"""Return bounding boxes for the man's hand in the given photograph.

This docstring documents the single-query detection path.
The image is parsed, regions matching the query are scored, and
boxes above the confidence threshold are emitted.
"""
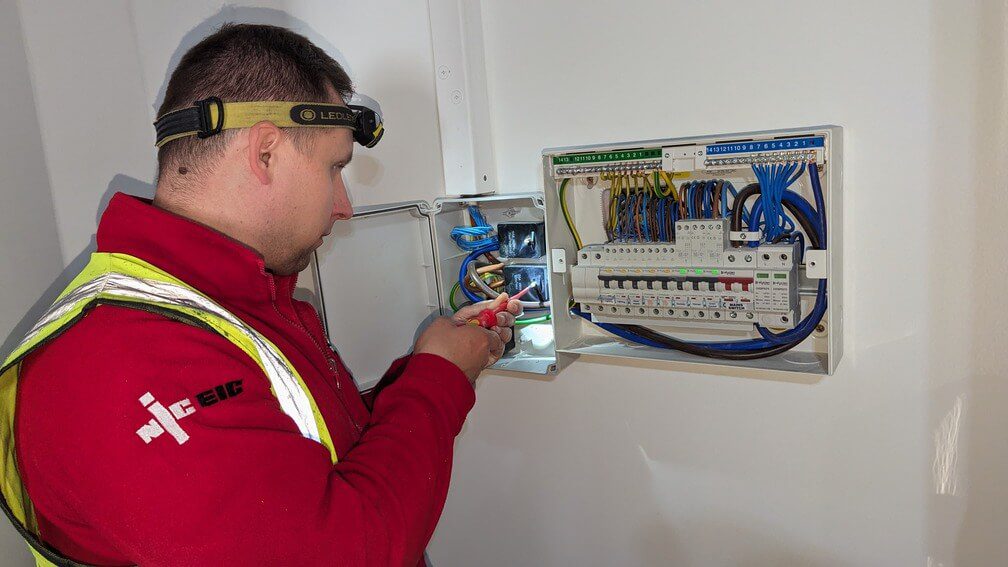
[451,293,523,344]
[415,294,523,383]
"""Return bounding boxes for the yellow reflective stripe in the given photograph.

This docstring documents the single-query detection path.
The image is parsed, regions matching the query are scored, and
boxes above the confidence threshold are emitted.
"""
[29,545,56,567]
[0,364,32,529]
[2,252,337,464]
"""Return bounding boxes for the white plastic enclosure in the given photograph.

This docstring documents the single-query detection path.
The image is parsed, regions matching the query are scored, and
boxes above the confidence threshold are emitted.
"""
[311,193,559,390]
[545,126,843,376]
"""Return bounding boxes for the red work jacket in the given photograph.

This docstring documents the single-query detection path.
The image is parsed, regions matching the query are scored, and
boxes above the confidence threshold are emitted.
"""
[15,193,475,566]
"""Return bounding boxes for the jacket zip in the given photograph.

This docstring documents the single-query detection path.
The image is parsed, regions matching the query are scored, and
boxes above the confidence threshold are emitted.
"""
[267,278,363,434]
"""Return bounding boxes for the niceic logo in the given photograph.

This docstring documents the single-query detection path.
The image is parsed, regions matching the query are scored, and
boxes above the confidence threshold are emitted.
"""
[135,380,244,446]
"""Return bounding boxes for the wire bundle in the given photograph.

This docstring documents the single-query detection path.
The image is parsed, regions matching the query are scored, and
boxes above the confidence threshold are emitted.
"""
[603,172,680,242]
[449,207,551,324]
[749,162,805,242]
[450,205,496,250]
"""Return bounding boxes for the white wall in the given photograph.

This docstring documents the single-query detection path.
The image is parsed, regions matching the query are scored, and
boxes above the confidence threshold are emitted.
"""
[0,0,64,564]
[428,1,1008,566]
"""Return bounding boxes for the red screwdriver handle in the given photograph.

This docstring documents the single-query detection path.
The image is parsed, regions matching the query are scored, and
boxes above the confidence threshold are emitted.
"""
[465,282,536,329]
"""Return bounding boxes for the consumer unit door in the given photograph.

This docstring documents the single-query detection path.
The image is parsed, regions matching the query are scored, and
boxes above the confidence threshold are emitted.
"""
[308,201,442,391]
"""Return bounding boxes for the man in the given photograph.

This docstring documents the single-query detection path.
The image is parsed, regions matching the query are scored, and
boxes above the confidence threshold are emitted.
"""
[0,23,518,566]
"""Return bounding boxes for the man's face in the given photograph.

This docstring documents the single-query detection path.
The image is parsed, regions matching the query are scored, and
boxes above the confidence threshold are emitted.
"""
[262,126,354,275]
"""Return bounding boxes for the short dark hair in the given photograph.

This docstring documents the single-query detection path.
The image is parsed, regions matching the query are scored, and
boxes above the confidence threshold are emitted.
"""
[156,23,353,180]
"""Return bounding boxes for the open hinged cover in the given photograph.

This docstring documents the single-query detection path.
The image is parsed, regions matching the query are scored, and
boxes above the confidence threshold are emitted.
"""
[308,193,560,391]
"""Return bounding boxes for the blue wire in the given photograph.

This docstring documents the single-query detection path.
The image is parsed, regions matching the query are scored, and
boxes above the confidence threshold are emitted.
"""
[790,231,806,263]
[458,244,499,303]
[748,191,821,235]
[641,191,649,241]
[686,181,697,219]
[451,206,496,250]
[809,162,827,241]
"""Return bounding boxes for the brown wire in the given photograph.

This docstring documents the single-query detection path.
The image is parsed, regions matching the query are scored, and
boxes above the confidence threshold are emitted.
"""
[713,180,724,218]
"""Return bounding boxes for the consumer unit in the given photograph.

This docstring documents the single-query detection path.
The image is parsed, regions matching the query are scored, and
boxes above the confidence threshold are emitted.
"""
[311,126,842,387]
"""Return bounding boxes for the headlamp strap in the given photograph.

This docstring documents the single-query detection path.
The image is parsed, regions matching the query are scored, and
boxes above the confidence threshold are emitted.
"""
[154,98,357,147]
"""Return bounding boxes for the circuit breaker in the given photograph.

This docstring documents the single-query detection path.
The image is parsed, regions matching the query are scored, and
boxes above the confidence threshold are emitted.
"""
[311,126,842,386]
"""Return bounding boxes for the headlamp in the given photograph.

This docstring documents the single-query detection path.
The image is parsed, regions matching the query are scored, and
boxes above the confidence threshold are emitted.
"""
[153,94,384,148]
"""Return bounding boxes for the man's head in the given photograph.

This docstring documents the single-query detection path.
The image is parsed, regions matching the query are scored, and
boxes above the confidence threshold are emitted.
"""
[155,23,355,275]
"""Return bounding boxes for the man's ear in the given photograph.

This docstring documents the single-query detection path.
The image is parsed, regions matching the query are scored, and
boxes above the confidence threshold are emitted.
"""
[246,121,283,185]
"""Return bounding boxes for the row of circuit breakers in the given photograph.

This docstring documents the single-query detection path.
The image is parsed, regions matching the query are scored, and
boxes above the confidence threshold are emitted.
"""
[572,220,799,329]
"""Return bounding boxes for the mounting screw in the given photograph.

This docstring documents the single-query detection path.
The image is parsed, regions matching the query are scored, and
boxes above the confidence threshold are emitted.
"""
[437,65,452,80]
[450,89,464,104]
[728,254,736,262]
[816,323,826,333]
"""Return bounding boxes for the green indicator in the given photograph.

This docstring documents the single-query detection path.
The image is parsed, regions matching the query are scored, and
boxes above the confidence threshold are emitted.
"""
[679,268,687,275]
[774,273,788,280]
[551,148,662,166]
[757,272,770,279]
[711,269,719,275]
[694,269,703,275]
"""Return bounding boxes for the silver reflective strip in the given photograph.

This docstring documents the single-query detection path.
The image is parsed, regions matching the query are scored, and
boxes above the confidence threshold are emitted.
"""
[17,272,321,444]
[19,275,114,348]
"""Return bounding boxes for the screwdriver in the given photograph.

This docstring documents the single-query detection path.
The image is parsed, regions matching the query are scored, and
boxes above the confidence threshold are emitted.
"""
[466,282,537,329]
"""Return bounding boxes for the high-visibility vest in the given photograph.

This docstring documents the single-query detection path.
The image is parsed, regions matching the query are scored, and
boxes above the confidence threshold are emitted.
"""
[0,252,338,566]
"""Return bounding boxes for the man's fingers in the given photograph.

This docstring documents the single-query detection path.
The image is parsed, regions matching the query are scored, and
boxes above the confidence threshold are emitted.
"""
[506,299,523,317]
[453,302,486,321]
[483,327,504,363]
[490,292,509,309]
[452,293,511,324]
[495,325,513,345]
[495,311,515,328]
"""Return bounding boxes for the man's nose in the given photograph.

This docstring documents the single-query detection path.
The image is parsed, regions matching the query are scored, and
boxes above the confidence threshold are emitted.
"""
[333,187,353,220]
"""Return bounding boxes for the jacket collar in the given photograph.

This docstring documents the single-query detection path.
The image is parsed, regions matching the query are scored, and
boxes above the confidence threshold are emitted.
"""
[96,192,299,308]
